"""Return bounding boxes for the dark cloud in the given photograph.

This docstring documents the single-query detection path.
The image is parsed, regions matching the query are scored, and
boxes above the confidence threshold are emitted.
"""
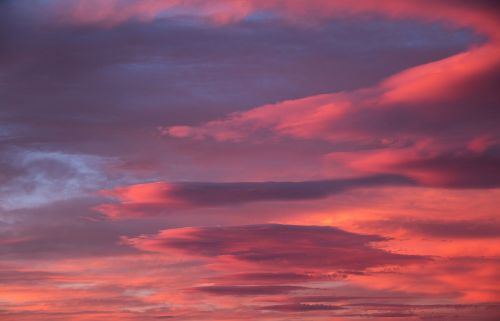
[260,303,343,312]
[206,272,327,284]
[191,285,304,296]
[364,312,416,318]
[127,224,425,271]
[157,175,413,204]
[0,269,62,284]
[98,174,415,218]
[391,153,500,188]
[288,295,397,303]
[449,0,500,13]
[365,219,500,239]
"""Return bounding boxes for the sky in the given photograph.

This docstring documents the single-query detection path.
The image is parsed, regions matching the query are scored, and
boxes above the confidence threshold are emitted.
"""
[0,0,500,320]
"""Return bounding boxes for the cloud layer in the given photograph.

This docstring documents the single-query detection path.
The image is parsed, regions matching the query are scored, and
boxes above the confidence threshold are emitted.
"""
[127,224,424,271]
[1,0,499,320]
[97,174,414,218]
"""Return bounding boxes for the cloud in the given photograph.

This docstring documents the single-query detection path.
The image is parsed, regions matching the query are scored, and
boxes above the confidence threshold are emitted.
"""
[157,1,500,193]
[190,285,305,296]
[2,5,475,187]
[0,150,113,209]
[163,47,500,188]
[364,219,500,239]
[0,197,164,260]
[164,46,500,145]
[205,272,334,285]
[16,1,500,38]
[0,269,63,284]
[328,144,500,188]
[260,303,343,312]
[126,224,424,271]
[2,1,500,320]
[97,174,415,218]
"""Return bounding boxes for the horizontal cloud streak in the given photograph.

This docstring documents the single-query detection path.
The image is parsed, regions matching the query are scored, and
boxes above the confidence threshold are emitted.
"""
[97,174,415,218]
[365,219,500,239]
[328,145,500,188]
[190,285,305,296]
[126,224,425,271]
[260,303,343,312]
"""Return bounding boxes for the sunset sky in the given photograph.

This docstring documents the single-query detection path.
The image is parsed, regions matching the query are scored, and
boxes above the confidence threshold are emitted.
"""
[1,1,500,320]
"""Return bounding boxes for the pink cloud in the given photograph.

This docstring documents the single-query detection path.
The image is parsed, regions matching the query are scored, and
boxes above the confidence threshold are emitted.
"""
[164,45,500,144]
[126,224,424,271]
[156,0,500,195]
[96,175,414,218]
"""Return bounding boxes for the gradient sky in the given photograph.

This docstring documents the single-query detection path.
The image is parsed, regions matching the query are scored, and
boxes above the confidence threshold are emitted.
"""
[1,1,500,320]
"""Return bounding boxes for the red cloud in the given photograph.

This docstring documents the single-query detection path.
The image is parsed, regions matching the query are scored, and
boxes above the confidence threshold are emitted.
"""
[328,142,500,188]
[126,224,424,271]
[30,1,500,39]
[96,175,414,218]
[190,284,305,296]
[165,46,500,144]
[260,303,343,312]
